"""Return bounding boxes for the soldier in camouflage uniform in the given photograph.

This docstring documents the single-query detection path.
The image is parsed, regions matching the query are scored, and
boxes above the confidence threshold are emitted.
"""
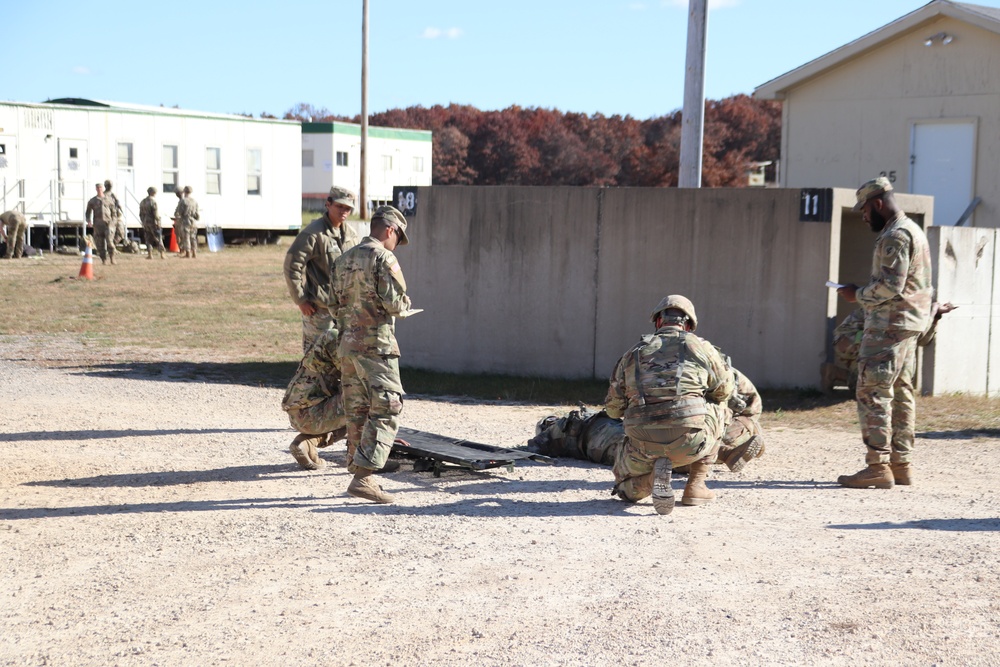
[171,189,185,255]
[85,182,115,264]
[281,328,348,470]
[331,205,411,504]
[179,185,200,258]
[104,180,126,248]
[528,367,764,473]
[822,302,956,392]
[139,187,165,259]
[284,186,359,353]
[836,177,933,489]
[604,295,735,516]
[1,209,28,259]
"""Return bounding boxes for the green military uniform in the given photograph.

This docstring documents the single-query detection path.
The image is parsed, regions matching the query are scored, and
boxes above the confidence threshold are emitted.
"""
[331,226,410,474]
[283,187,359,353]
[179,188,200,257]
[1,209,28,259]
[855,208,932,466]
[138,190,165,258]
[282,328,348,437]
[85,190,115,263]
[604,322,735,502]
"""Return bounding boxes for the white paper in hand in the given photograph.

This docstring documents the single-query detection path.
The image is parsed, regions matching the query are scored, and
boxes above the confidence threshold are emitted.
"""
[826,281,846,289]
[397,308,424,318]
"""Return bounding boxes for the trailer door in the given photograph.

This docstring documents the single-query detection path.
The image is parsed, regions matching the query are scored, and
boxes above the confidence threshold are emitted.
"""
[57,139,88,220]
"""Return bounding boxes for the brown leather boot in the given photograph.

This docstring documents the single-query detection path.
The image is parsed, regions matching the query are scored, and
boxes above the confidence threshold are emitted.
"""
[838,463,893,489]
[720,435,763,472]
[347,469,395,504]
[289,434,326,471]
[682,456,716,506]
[890,462,912,485]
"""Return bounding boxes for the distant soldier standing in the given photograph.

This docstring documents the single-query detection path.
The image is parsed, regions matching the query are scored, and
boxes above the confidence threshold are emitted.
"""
[85,182,115,264]
[139,187,165,259]
[331,205,411,504]
[171,188,185,255]
[104,180,126,247]
[180,185,200,258]
[1,208,28,259]
[837,177,933,489]
[284,186,359,353]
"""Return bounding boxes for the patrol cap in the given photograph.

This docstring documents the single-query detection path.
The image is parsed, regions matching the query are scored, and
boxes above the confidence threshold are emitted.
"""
[182,185,193,195]
[650,294,698,331]
[372,204,408,246]
[328,186,357,210]
[854,176,893,210]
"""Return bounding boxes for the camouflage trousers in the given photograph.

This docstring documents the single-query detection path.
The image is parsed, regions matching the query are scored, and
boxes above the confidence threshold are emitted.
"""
[287,393,346,436]
[856,329,919,465]
[612,405,725,502]
[92,221,116,262]
[722,414,762,453]
[4,219,27,258]
[142,222,165,253]
[341,353,404,472]
[181,221,198,255]
[300,309,334,354]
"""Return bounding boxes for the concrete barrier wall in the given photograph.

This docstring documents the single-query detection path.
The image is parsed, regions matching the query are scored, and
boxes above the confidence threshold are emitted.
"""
[396,186,840,388]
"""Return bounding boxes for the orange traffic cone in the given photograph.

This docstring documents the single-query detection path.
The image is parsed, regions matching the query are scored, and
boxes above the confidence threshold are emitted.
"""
[78,246,95,280]
[169,228,179,253]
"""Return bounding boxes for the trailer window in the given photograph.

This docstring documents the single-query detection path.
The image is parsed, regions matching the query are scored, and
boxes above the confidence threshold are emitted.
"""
[302,149,314,167]
[206,147,221,195]
[336,151,348,167]
[247,149,262,196]
[162,145,179,193]
[118,142,133,168]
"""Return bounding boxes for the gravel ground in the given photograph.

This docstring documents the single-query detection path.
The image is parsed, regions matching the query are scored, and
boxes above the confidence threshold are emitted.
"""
[1,338,999,666]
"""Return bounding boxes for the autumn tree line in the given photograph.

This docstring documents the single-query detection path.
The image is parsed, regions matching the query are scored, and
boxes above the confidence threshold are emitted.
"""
[276,94,780,188]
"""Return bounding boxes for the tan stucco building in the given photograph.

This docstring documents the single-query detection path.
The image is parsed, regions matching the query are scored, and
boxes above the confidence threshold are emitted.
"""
[755,0,1000,229]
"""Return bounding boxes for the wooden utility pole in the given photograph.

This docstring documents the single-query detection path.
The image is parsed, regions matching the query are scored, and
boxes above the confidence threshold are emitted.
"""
[360,0,369,219]
[678,0,708,188]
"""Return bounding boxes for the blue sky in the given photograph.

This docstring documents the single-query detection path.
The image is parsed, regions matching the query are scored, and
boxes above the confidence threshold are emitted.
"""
[6,0,998,120]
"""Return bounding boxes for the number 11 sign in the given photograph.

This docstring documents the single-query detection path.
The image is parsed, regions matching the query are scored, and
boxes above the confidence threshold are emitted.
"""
[799,188,832,222]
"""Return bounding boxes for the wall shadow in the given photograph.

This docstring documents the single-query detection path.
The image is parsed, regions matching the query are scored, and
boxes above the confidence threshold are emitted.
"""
[22,463,301,488]
[65,360,296,389]
[827,518,1000,532]
[0,427,288,443]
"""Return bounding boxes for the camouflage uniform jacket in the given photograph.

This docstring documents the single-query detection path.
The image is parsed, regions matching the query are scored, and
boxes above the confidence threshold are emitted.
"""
[331,236,411,358]
[139,196,159,226]
[106,192,123,223]
[1,209,25,233]
[283,213,359,310]
[85,194,112,225]
[604,326,735,429]
[731,368,762,419]
[180,197,200,225]
[856,212,932,333]
[282,329,339,411]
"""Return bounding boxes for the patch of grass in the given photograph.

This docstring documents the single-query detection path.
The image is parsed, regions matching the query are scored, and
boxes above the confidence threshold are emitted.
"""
[401,368,607,405]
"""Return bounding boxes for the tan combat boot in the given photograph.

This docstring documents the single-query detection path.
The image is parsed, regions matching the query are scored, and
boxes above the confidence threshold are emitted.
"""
[651,457,675,515]
[347,469,395,504]
[682,456,716,506]
[890,462,912,486]
[838,463,893,489]
[720,435,763,473]
[159,250,165,259]
[289,434,326,471]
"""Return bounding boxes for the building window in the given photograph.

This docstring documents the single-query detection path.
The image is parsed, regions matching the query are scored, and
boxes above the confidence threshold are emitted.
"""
[413,156,424,173]
[162,145,178,193]
[336,151,348,167]
[382,155,392,170]
[206,147,221,195]
[302,149,314,167]
[69,147,78,159]
[247,148,262,195]
[118,142,134,168]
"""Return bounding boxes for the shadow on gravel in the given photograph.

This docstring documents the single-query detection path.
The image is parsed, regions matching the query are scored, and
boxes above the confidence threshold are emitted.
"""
[827,518,1000,532]
[0,495,336,521]
[320,496,646,518]
[64,360,296,389]
[918,429,1000,440]
[0,427,288,442]
[22,463,303,489]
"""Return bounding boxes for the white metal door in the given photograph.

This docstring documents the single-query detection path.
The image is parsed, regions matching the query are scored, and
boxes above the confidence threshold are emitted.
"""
[910,121,976,226]
[57,139,88,220]
[0,136,18,211]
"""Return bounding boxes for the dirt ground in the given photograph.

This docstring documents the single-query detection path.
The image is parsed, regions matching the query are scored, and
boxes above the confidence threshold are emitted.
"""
[1,337,999,667]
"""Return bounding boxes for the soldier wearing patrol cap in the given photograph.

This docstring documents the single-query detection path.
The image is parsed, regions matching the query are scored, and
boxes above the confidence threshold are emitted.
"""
[331,204,411,503]
[282,185,360,469]
[835,177,933,489]
[603,295,736,516]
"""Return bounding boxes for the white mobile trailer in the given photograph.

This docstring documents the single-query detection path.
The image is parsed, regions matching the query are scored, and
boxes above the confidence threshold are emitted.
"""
[0,99,302,249]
